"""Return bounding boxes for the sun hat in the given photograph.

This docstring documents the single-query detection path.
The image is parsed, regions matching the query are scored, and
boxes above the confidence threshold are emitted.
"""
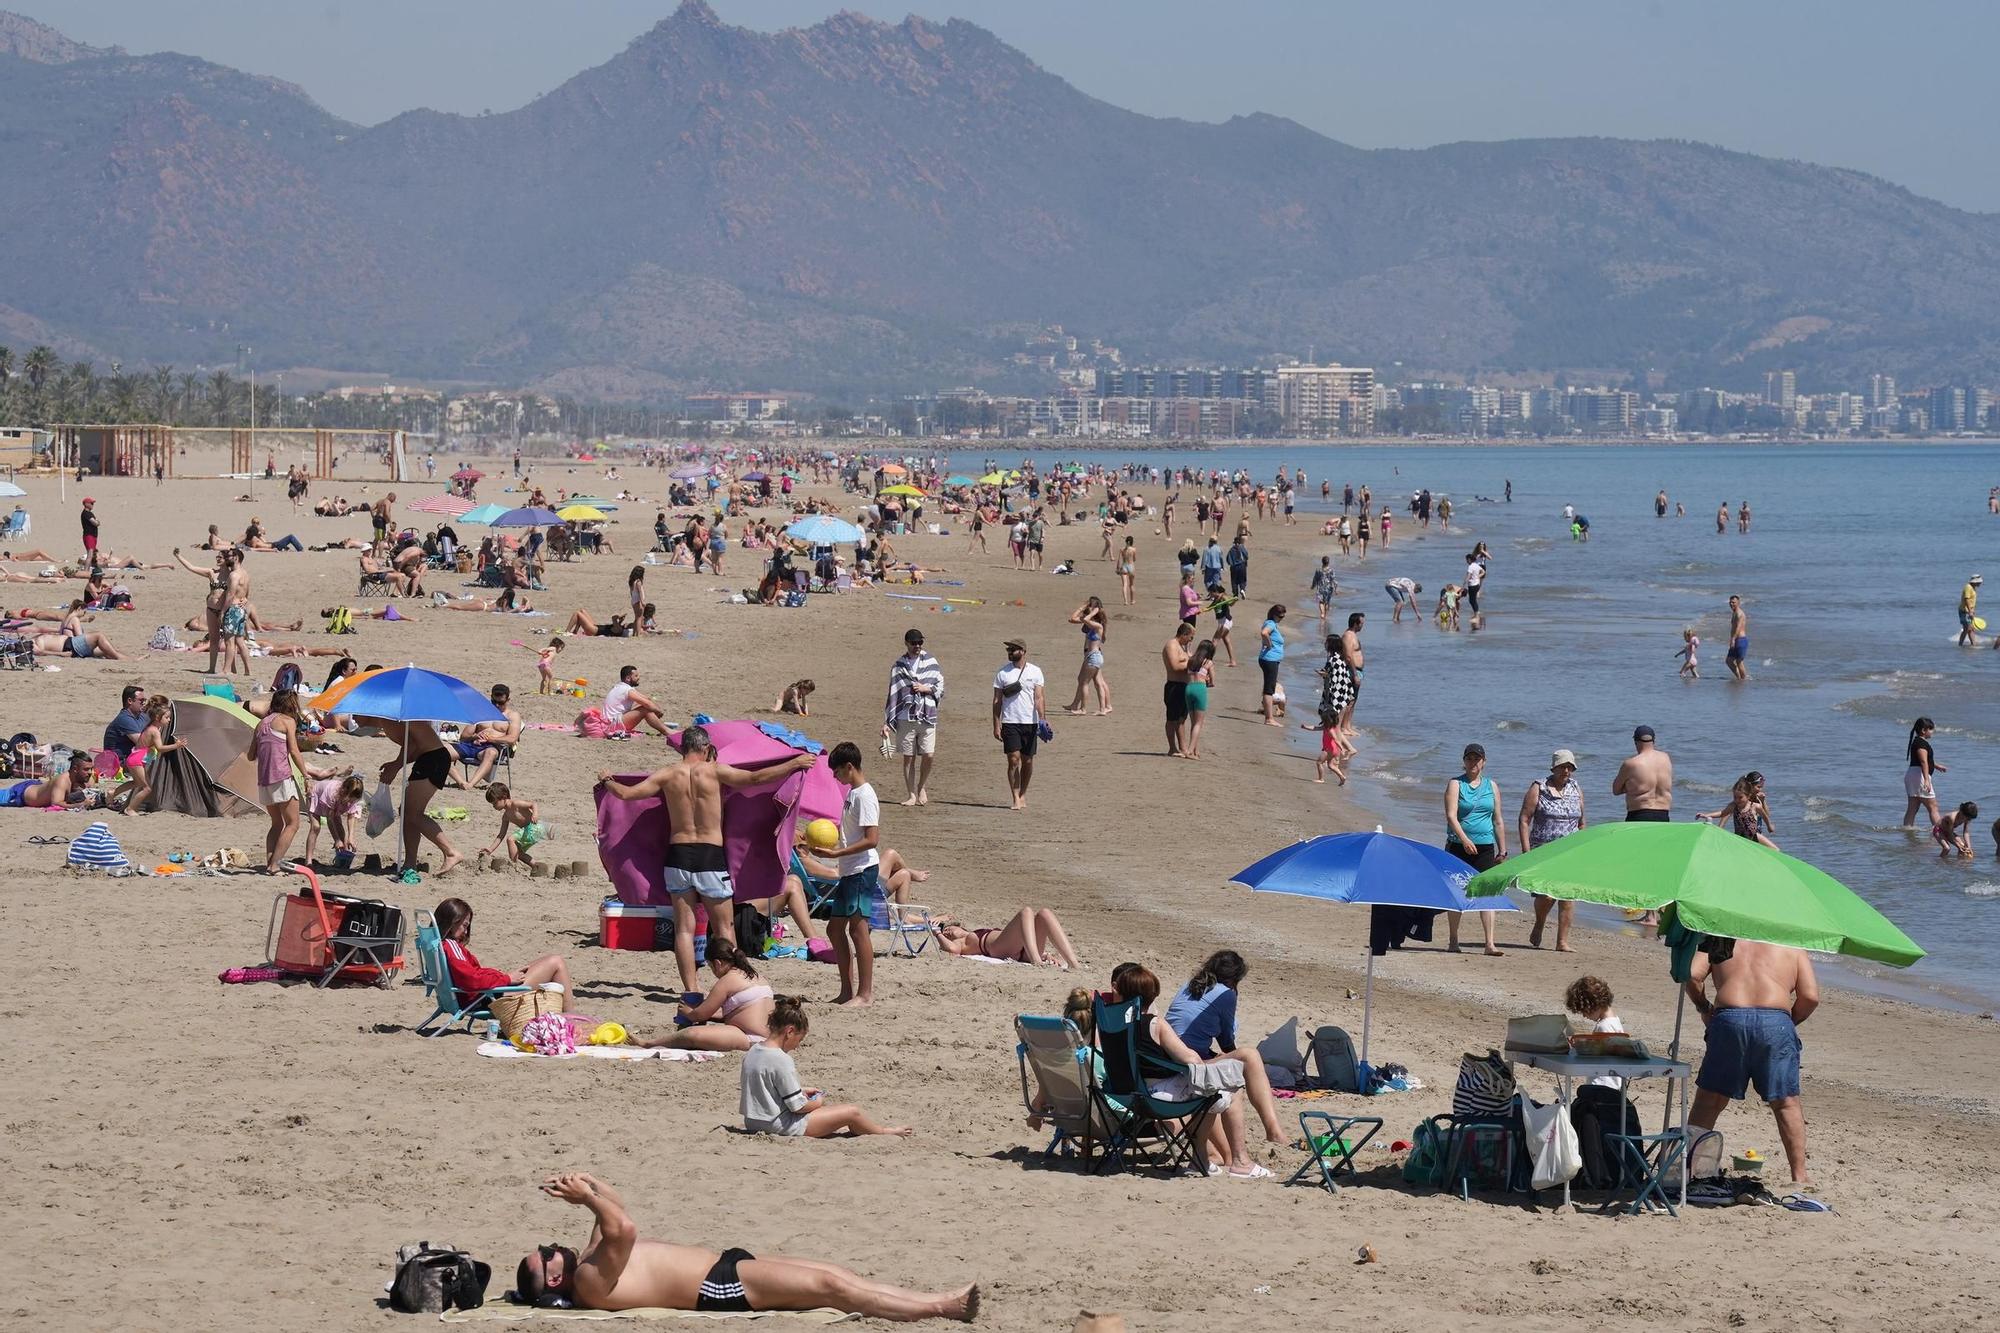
[1551,749,1579,768]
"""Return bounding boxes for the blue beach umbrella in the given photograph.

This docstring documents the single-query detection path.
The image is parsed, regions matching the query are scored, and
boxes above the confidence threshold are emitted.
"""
[944,474,976,487]
[459,503,508,525]
[1231,830,1518,1075]
[786,515,865,545]
[491,506,565,527]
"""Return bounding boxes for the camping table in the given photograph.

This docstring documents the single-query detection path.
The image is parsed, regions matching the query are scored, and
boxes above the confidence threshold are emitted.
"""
[1503,1047,1691,1209]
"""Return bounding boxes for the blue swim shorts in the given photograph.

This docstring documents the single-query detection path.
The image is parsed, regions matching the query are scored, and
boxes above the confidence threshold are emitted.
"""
[1696,1006,1800,1103]
[827,863,878,919]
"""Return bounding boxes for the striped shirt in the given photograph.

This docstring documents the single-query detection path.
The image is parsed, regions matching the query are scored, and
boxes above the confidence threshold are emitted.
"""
[884,650,944,727]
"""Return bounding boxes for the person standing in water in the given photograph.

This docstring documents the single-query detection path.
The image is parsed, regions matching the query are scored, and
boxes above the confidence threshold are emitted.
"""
[1716,501,1729,535]
[1613,726,1673,822]
[1958,574,1982,647]
[1725,595,1751,681]
[1902,717,1945,829]
[1738,501,1752,534]
[1655,489,1668,518]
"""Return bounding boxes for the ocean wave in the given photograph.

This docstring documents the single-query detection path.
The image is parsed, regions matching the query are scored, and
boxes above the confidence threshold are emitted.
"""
[1494,719,1530,732]
[1965,882,2000,898]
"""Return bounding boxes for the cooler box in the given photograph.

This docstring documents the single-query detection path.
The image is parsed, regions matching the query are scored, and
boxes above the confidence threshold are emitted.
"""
[601,901,662,951]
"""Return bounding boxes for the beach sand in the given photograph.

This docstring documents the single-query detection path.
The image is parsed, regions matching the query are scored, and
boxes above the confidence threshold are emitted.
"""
[8,459,1998,1332]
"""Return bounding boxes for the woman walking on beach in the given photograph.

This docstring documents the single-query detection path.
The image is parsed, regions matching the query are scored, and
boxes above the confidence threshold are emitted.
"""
[1065,596,1112,715]
[1257,605,1288,727]
[1902,718,1945,829]
[1517,749,1585,951]
[1355,507,1371,559]
[1444,743,1506,956]
[1117,535,1138,606]
[1184,640,1215,758]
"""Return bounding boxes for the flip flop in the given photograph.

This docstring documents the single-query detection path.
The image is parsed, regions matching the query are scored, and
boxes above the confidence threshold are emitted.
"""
[1781,1193,1833,1212]
[27,835,69,846]
[1228,1163,1274,1181]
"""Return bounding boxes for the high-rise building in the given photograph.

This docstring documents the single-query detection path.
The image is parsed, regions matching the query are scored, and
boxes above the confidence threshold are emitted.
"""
[1868,374,1897,411]
[1569,389,1639,434]
[1930,385,1967,432]
[1764,370,1796,410]
[1967,387,1992,431]
[1271,364,1376,436]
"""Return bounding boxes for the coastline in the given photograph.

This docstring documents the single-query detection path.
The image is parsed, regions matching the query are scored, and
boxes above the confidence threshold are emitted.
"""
[8,461,1998,1331]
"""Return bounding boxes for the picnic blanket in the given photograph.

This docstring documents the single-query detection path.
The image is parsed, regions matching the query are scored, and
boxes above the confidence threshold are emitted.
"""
[443,1306,855,1323]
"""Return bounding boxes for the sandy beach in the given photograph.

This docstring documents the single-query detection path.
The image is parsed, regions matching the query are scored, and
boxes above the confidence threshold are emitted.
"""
[8,456,1999,1333]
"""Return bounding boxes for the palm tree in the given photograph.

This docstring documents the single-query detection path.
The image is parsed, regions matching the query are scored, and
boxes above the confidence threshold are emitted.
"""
[208,368,237,426]
[22,345,55,391]
[0,346,12,386]
[178,372,201,424]
[150,365,177,423]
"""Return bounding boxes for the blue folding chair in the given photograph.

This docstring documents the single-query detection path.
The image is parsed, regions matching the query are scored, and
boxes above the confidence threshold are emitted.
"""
[1605,1129,1687,1216]
[412,910,533,1038]
[1286,1109,1384,1195]
[1014,1014,1130,1169]
[1091,995,1220,1176]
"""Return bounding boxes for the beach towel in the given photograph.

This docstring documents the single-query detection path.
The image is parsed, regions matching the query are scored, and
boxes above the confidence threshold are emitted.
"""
[443,1306,855,1323]
[66,822,129,870]
[474,1042,724,1063]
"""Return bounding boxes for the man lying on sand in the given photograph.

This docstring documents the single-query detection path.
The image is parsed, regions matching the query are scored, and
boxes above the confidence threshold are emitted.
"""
[518,1172,976,1322]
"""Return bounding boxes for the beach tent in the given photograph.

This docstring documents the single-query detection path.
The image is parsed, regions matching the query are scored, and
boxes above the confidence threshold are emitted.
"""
[143,695,297,817]
[594,720,843,906]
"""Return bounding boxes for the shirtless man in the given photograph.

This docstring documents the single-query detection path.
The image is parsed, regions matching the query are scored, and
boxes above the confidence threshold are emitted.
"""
[0,753,90,808]
[452,683,522,788]
[1725,594,1750,681]
[518,1173,975,1321]
[1612,725,1672,821]
[1685,940,1819,1193]
[31,627,124,660]
[599,726,814,992]
[359,547,409,596]
[1161,620,1193,756]
[1338,612,1365,748]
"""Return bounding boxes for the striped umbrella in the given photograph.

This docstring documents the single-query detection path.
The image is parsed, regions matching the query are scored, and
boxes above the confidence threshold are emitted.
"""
[408,493,473,516]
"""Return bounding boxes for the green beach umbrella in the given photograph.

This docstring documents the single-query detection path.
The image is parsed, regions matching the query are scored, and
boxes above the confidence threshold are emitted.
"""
[1465,822,1923,968]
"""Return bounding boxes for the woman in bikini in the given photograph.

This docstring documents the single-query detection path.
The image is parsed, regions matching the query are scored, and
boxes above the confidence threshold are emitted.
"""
[1117,535,1138,605]
[173,546,232,675]
[932,906,1080,969]
[643,940,775,1052]
[371,718,463,883]
[1064,595,1112,715]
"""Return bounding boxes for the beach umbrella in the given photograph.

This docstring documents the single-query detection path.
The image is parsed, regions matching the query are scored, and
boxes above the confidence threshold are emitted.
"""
[976,471,1009,485]
[0,481,25,498]
[556,504,609,522]
[451,468,483,482]
[458,502,509,525]
[786,515,864,545]
[1463,823,1923,968]
[408,493,473,516]
[564,496,620,510]
[491,506,565,527]
[311,666,504,725]
[945,474,976,487]
[879,483,925,497]
[1231,830,1517,1077]
[878,462,908,474]
[741,470,769,482]
[151,694,298,816]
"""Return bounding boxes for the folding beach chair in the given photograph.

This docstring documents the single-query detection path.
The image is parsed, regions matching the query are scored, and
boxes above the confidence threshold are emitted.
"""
[799,857,933,955]
[357,568,393,596]
[1406,1111,1523,1200]
[1286,1109,1385,1196]
[1091,995,1220,1176]
[1014,1014,1129,1170]
[1604,1129,1687,1217]
[412,908,533,1037]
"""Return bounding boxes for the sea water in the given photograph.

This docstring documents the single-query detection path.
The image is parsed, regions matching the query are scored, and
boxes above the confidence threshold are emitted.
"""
[943,442,2000,1007]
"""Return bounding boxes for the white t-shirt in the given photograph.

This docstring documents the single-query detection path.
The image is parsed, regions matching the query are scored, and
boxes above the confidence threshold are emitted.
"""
[993,662,1044,725]
[1465,559,1484,589]
[605,681,636,718]
[838,782,881,877]
[1588,1015,1627,1090]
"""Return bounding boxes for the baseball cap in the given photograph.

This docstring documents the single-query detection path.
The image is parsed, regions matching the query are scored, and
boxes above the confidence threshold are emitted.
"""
[82,496,95,504]
[904,628,924,646]
[1550,749,1579,768]
[1003,638,1027,653]
[1633,725,1656,742]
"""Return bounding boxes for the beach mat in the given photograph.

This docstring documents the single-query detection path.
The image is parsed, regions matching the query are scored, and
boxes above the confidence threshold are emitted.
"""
[443,1306,855,1323]
[475,1042,724,1063]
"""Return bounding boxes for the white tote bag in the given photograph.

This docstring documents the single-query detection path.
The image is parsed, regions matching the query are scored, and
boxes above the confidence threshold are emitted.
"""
[1522,1097,1582,1190]
[364,782,398,839]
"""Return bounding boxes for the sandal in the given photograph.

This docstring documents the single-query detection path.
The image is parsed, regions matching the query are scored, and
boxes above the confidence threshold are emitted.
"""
[27,835,70,846]
[1228,1164,1274,1181]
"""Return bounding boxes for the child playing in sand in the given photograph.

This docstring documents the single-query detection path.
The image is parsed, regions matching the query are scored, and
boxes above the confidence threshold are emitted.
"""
[1676,628,1700,679]
[776,678,815,715]
[532,636,565,695]
[483,782,547,865]
[303,773,365,867]
[1934,800,1979,859]
[740,996,912,1139]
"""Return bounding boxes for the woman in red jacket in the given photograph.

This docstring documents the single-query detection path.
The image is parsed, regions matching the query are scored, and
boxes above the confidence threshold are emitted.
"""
[434,897,571,1007]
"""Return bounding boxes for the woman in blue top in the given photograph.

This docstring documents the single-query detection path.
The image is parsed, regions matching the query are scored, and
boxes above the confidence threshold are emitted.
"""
[1163,950,1285,1146]
[1443,743,1508,955]
[1257,604,1288,728]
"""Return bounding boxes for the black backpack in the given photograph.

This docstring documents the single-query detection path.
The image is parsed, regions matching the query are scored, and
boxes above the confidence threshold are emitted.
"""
[388,1242,491,1314]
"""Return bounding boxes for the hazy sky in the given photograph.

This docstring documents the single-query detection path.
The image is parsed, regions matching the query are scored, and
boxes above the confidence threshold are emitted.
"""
[45,0,2000,213]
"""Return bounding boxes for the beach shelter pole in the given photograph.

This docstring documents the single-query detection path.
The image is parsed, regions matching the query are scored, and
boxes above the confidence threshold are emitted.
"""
[1360,949,1376,1068]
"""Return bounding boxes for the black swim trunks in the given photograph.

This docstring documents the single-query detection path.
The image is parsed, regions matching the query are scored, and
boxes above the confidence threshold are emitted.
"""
[696,1247,755,1313]
[1163,679,1189,722]
[411,746,452,787]
[1624,809,1670,823]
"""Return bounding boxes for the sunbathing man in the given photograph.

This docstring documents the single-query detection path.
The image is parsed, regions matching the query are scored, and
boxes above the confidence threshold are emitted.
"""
[436,594,535,613]
[598,725,815,993]
[31,627,125,660]
[518,1173,976,1321]
[0,752,91,807]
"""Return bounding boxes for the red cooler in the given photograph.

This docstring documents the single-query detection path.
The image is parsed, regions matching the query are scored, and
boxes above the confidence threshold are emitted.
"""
[601,901,662,951]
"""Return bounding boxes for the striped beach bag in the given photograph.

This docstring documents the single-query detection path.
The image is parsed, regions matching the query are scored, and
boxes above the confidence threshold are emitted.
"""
[1452,1048,1518,1119]
[67,821,130,871]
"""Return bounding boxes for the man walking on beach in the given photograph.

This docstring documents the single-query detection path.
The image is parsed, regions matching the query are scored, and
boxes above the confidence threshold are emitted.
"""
[1685,940,1820,1194]
[1162,620,1194,757]
[1225,535,1250,598]
[991,638,1045,811]
[1200,538,1224,594]
[1726,595,1751,680]
[1338,612,1364,748]
[883,628,943,806]
[598,727,814,993]
[1958,575,1982,648]
[1613,725,1672,820]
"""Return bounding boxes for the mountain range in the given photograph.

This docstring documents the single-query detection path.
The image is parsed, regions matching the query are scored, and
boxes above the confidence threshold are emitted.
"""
[6,2,2000,399]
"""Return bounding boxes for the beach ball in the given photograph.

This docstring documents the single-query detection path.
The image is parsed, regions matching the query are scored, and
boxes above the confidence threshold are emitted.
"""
[804,818,840,850]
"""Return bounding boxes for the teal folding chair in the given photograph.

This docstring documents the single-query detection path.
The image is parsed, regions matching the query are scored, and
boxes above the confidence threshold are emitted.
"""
[1605,1129,1686,1216]
[412,910,533,1038]
[1286,1109,1384,1195]
[1091,995,1219,1176]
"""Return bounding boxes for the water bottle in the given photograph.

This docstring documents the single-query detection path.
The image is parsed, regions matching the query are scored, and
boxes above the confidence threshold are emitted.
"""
[484,1019,501,1042]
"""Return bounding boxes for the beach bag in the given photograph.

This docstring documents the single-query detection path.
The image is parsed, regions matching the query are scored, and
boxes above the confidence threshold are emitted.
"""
[576,707,613,739]
[1453,1049,1518,1118]
[364,783,398,839]
[148,625,182,652]
[329,896,403,968]
[1309,1025,1362,1093]
[1523,1096,1582,1190]
[388,1242,490,1314]
[734,902,773,956]
[1572,1089,1644,1189]
[325,606,356,635]
[67,822,129,869]
[1505,1013,1580,1054]
[489,984,567,1042]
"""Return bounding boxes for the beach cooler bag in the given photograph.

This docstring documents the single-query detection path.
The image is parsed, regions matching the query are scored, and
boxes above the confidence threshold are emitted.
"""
[328,896,404,969]
[600,901,662,951]
[388,1242,490,1314]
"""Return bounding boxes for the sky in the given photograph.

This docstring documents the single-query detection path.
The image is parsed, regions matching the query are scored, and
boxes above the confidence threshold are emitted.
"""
[43,0,2000,213]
